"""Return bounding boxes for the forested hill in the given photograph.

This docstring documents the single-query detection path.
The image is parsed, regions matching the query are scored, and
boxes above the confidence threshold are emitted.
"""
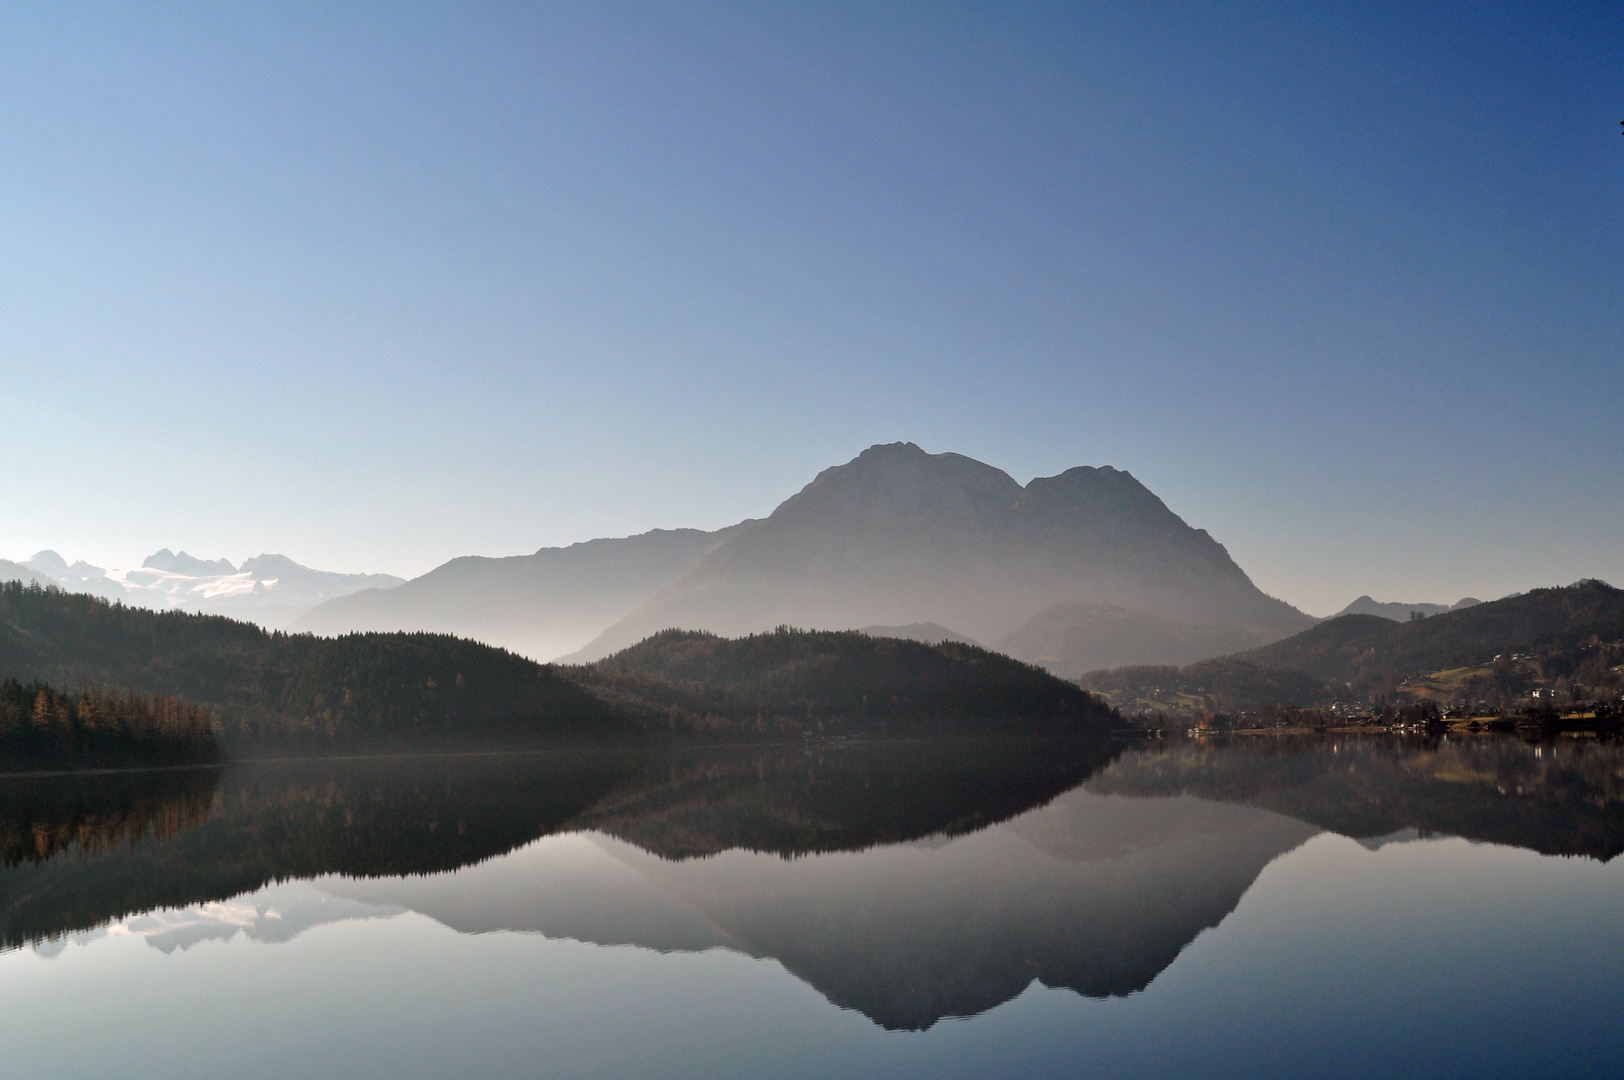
[0,584,1115,753]
[1237,580,1624,691]
[1080,581,1624,712]
[0,582,624,749]
[584,628,1116,737]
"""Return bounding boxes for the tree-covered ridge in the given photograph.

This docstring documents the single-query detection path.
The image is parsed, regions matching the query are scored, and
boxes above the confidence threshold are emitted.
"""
[0,679,217,768]
[1084,581,1624,713]
[1240,581,1624,692]
[0,581,626,750]
[0,584,1115,753]
[583,627,1117,737]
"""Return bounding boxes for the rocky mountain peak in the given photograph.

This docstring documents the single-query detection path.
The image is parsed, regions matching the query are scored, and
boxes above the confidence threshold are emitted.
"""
[765,442,1022,537]
[142,549,238,576]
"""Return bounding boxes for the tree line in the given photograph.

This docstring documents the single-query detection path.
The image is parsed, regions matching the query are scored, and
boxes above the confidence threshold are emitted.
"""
[0,678,218,767]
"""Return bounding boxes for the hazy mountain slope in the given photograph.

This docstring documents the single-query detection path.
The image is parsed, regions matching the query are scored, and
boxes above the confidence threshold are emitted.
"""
[0,560,55,590]
[1000,465,1309,636]
[1240,580,1624,691]
[8,552,128,601]
[862,622,980,646]
[1336,595,1481,622]
[295,525,750,661]
[566,445,1025,660]
[998,603,1276,678]
[569,443,1311,662]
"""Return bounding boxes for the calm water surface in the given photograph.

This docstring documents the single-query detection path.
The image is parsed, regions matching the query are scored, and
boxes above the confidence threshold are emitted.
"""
[1,735,1621,1079]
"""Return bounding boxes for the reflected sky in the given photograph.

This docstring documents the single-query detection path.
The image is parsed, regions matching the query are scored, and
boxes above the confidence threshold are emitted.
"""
[2,737,1622,1078]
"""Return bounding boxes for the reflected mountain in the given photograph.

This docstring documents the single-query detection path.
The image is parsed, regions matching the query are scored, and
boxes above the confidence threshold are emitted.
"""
[326,790,1316,1029]
[6,735,1622,1031]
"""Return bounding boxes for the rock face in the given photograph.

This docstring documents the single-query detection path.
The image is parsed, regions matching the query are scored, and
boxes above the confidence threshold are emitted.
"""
[566,443,1310,662]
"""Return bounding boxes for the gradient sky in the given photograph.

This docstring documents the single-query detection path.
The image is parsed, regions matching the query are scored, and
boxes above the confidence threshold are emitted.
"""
[2,2,1620,616]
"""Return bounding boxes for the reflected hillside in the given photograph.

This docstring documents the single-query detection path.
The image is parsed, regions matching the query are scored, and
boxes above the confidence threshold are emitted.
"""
[0,739,1111,950]
[575,739,1114,859]
[0,751,637,949]
[0,767,219,868]
[1089,736,1624,860]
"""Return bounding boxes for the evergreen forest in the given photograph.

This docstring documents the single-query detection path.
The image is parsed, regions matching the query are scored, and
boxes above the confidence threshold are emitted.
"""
[0,583,1116,760]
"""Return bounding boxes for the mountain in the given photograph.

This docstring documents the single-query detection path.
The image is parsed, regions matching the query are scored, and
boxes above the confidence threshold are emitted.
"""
[143,549,237,576]
[294,525,751,661]
[0,560,53,591]
[11,551,128,601]
[120,550,405,626]
[0,548,403,629]
[564,443,1311,662]
[292,443,1308,670]
[1335,595,1482,622]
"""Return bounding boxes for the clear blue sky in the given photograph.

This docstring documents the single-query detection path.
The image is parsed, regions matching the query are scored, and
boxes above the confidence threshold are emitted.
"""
[2,2,1619,615]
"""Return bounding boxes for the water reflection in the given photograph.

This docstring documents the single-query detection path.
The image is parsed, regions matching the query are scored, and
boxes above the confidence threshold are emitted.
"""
[327,792,1316,1028]
[1090,734,1624,859]
[3,734,1621,1032]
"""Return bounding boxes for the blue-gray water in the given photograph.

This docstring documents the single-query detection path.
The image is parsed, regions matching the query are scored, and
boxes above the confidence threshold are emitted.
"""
[1,736,1620,1078]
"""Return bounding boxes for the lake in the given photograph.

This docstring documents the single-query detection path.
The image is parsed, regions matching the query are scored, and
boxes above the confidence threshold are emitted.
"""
[2,734,1621,1078]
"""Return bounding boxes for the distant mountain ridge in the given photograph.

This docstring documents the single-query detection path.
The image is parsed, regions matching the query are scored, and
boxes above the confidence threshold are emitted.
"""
[294,525,753,661]
[0,548,402,629]
[1239,580,1624,690]
[1336,595,1481,622]
[861,622,981,646]
[1083,579,1624,711]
